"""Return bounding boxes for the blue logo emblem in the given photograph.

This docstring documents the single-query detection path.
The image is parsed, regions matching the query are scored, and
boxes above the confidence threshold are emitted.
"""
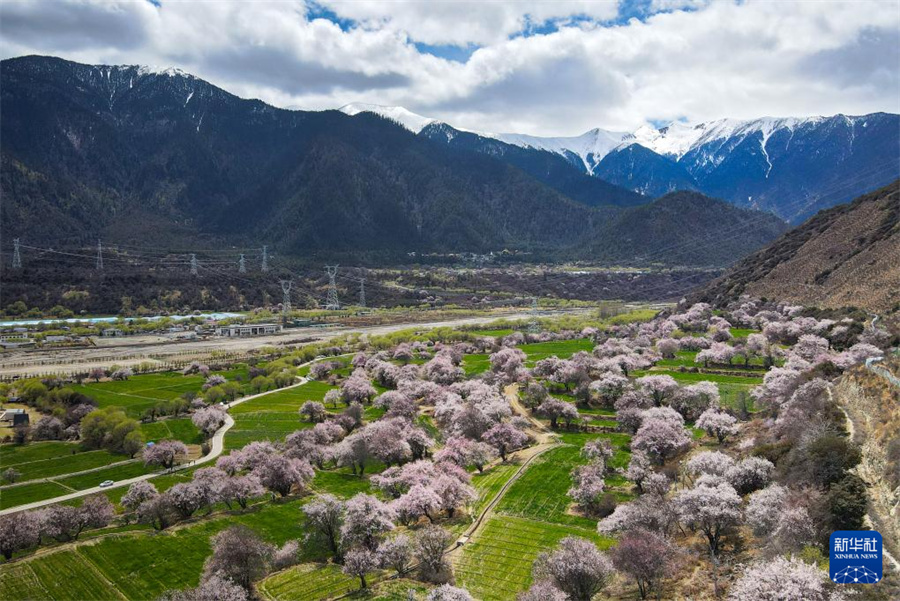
[830,531,882,584]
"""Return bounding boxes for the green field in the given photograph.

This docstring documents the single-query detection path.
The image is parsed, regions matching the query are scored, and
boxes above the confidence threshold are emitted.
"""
[139,418,202,444]
[227,381,339,449]
[0,481,72,510]
[519,339,594,364]
[463,353,490,375]
[260,563,361,601]
[0,443,131,483]
[454,516,611,601]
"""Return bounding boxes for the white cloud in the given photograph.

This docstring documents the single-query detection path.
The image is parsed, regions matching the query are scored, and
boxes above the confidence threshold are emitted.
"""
[0,0,897,136]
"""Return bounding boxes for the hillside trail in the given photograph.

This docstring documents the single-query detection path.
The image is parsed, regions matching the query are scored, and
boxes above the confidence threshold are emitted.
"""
[831,386,900,575]
[445,384,561,560]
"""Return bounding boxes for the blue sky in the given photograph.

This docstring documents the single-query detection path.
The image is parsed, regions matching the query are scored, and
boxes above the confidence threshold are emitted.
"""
[1,0,897,135]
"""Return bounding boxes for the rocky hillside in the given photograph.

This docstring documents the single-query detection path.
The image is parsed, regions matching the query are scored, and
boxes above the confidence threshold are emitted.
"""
[697,181,900,311]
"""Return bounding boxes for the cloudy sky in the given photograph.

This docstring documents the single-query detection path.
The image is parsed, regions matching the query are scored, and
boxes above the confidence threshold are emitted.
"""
[1,0,898,135]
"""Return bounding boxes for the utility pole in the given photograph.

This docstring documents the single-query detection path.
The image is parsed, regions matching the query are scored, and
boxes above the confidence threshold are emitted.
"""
[325,265,340,310]
[358,277,366,308]
[11,238,22,269]
[190,253,198,276]
[261,245,269,272]
[96,240,104,271]
[238,254,246,274]
[527,297,540,335]
[280,279,292,318]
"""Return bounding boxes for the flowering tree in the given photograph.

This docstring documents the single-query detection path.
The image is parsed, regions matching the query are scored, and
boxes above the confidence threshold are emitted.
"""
[725,457,774,495]
[490,347,526,382]
[254,455,314,497]
[671,381,720,421]
[143,440,189,470]
[192,406,227,438]
[122,480,159,514]
[426,585,475,601]
[673,482,742,556]
[221,474,264,511]
[728,556,834,601]
[424,354,464,385]
[202,525,273,591]
[167,482,206,518]
[304,494,345,560]
[534,536,614,601]
[340,493,394,551]
[695,408,738,443]
[431,473,476,518]
[696,342,735,367]
[624,450,653,491]
[568,462,607,515]
[610,528,680,600]
[157,575,249,601]
[656,338,679,359]
[686,451,735,478]
[343,548,378,589]
[0,512,41,559]
[342,370,377,405]
[111,367,134,381]
[632,416,691,464]
[589,374,630,408]
[416,525,453,583]
[298,401,327,423]
[483,422,529,461]
[377,534,413,576]
[393,484,442,525]
[517,580,568,601]
[536,398,579,429]
[636,375,679,406]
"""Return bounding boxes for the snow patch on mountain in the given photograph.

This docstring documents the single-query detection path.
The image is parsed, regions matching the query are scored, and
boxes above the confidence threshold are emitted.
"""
[339,103,437,134]
[486,128,631,174]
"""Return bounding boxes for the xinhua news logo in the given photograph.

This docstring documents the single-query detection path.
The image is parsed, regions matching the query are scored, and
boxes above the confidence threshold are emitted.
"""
[830,531,882,584]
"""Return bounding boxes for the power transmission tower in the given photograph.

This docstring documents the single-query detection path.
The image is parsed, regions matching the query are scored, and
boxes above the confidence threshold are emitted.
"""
[96,240,104,271]
[190,253,198,276]
[280,279,292,318]
[238,254,246,274]
[11,238,22,269]
[261,245,269,272]
[325,265,340,310]
[358,277,366,308]
[527,297,540,334]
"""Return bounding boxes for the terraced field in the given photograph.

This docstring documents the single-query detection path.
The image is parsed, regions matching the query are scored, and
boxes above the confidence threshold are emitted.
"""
[260,563,360,601]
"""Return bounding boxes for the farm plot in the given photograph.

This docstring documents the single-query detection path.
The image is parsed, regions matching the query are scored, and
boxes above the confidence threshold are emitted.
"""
[453,515,612,601]
[519,339,594,365]
[494,432,631,530]
[0,549,123,601]
[463,353,490,375]
[1,445,127,483]
[72,373,207,417]
[259,563,360,601]
[139,418,202,444]
[0,480,72,509]
[226,381,338,450]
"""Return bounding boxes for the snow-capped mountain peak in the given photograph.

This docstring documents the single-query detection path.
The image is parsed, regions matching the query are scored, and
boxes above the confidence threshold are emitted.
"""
[339,103,437,134]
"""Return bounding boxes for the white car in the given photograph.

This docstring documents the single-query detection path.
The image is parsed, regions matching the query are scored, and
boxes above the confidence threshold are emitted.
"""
[99,480,115,488]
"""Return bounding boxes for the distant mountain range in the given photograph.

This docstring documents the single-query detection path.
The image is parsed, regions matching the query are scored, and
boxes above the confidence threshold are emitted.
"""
[696,180,900,312]
[0,55,787,269]
[340,104,900,223]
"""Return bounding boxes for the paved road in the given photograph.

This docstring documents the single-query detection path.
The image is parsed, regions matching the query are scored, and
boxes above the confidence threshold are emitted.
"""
[0,377,310,516]
[0,310,585,377]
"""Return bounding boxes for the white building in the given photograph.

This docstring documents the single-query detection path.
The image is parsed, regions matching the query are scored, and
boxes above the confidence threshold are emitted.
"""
[214,323,282,337]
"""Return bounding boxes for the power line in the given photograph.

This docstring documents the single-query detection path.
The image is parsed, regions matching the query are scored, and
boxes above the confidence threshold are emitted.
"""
[11,238,22,269]
[280,279,292,317]
[325,265,340,310]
